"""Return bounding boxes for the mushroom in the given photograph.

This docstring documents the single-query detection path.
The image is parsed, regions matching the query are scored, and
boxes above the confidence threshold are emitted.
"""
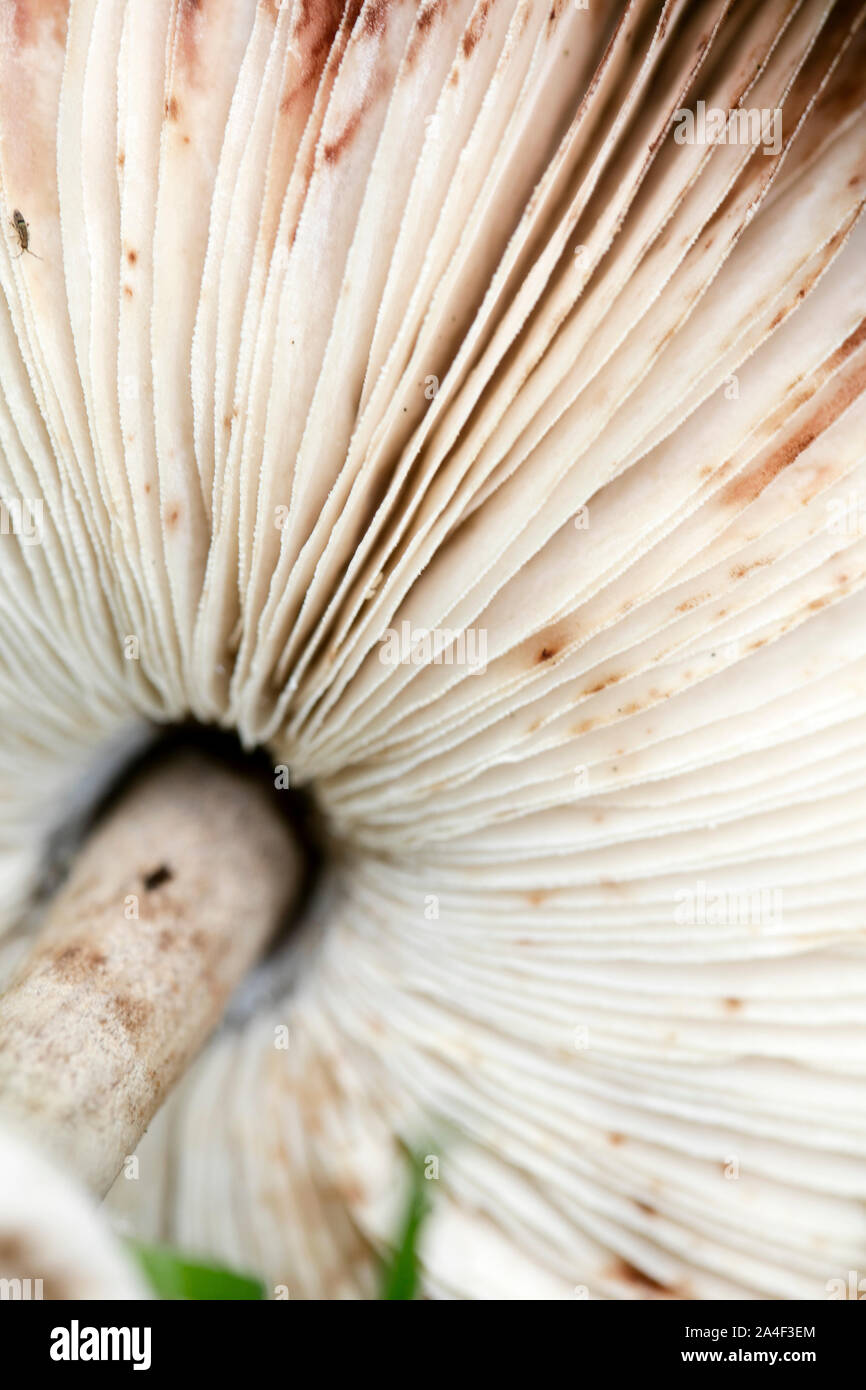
[0,0,865,1301]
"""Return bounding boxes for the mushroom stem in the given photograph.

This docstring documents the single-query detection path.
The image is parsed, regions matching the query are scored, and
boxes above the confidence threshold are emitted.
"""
[0,752,299,1195]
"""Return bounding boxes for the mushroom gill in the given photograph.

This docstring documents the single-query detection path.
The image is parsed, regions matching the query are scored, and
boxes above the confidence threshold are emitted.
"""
[0,0,865,1300]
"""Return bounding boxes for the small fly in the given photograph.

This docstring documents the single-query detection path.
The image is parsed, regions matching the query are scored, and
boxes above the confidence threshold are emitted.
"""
[10,209,42,260]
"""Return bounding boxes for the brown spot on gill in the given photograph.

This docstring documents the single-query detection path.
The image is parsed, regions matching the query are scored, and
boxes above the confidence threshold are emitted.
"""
[828,315,866,369]
[546,0,567,32]
[361,0,393,39]
[723,997,743,1012]
[724,319,866,508]
[571,718,597,735]
[165,94,180,122]
[537,644,559,664]
[322,107,364,164]
[722,429,813,507]
[177,0,206,74]
[461,0,491,57]
[608,1259,678,1297]
[417,0,445,31]
[281,2,349,115]
[405,0,446,66]
[634,1200,657,1217]
[676,593,709,613]
[127,248,137,264]
[607,1132,626,1146]
[164,505,181,529]
[584,672,623,695]
[729,557,771,582]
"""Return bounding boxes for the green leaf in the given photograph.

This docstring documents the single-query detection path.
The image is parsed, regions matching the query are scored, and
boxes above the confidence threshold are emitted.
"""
[126,1239,265,1301]
[381,1152,432,1300]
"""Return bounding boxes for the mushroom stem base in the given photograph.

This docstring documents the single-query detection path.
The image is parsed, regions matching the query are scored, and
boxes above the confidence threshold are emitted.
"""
[0,752,300,1195]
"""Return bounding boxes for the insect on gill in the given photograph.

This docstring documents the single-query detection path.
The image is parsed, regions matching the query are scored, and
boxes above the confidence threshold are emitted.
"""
[10,209,43,260]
